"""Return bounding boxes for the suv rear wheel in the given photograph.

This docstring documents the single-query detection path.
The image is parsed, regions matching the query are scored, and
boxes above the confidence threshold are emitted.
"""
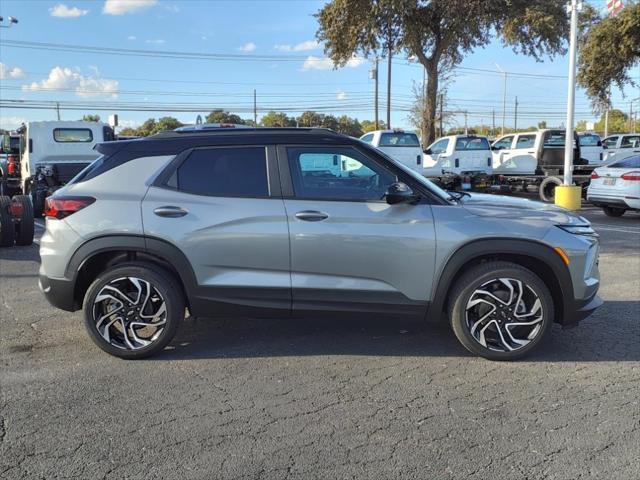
[82,263,185,359]
[448,261,553,360]
[602,206,625,217]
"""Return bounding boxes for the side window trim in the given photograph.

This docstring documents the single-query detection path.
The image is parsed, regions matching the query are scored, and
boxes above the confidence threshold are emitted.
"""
[153,144,281,198]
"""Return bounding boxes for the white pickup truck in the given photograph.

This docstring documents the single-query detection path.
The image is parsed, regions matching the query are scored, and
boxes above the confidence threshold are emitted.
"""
[359,129,423,173]
[602,133,640,162]
[578,133,604,165]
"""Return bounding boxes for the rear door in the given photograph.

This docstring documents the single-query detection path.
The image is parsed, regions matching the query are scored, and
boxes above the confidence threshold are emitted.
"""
[499,133,538,174]
[142,145,291,316]
[278,144,436,316]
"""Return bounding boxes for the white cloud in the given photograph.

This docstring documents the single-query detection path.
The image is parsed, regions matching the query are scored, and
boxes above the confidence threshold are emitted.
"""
[22,67,119,98]
[50,4,89,17]
[145,38,165,44]
[103,0,157,15]
[164,4,179,13]
[0,63,26,80]
[0,117,27,130]
[201,35,208,41]
[239,42,257,53]
[274,40,320,52]
[302,55,365,71]
[336,90,347,100]
[127,35,137,40]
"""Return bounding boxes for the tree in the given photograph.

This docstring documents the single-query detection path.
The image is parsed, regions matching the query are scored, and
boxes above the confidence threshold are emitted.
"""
[578,3,640,110]
[155,116,183,132]
[316,0,569,145]
[82,114,101,122]
[206,109,247,125]
[136,119,158,137]
[260,111,295,127]
[594,109,629,134]
[297,111,325,127]
[336,115,363,137]
[118,127,138,137]
[537,121,547,129]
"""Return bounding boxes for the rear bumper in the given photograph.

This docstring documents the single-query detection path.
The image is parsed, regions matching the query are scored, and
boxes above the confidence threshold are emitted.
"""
[38,274,79,312]
[588,195,640,209]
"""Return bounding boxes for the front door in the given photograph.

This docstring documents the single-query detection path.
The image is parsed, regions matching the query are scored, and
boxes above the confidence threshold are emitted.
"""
[142,145,291,316]
[278,145,437,316]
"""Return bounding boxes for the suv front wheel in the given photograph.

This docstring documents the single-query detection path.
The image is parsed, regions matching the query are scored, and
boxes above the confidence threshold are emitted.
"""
[83,263,185,359]
[448,261,553,360]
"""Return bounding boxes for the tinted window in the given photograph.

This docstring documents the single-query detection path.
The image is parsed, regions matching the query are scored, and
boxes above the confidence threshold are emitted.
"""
[53,128,93,143]
[379,132,420,147]
[603,136,619,148]
[579,134,601,147]
[176,147,268,197]
[543,132,576,148]
[620,136,640,148]
[287,146,396,201]
[514,134,536,149]
[360,133,374,144]
[493,136,513,150]
[429,138,449,154]
[455,137,490,151]
[609,155,640,169]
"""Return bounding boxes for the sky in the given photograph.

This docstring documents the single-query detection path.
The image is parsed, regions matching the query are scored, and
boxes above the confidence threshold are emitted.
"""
[0,0,638,133]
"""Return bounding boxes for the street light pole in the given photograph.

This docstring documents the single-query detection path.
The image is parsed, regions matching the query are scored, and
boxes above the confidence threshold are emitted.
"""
[563,0,580,187]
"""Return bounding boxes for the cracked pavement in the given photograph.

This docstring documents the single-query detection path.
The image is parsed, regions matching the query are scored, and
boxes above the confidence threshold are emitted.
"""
[1,207,639,479]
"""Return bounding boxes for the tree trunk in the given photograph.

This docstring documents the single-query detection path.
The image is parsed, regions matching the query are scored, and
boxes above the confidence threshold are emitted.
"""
[424,63,439,145]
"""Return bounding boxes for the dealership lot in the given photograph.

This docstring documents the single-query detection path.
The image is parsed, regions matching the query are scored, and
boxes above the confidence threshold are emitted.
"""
[1,207,638,479]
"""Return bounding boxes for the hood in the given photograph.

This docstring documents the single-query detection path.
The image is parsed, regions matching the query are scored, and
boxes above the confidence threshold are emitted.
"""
[460,192,588,225]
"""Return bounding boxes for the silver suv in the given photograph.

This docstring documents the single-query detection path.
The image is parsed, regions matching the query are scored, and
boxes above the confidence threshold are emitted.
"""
[39,127,602,360]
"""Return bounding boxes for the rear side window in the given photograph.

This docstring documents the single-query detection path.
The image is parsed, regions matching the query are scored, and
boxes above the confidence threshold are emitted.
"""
[609,155,640,169]
[455,137,490,151]
[620,136,640,148]
[176,147,268,197]
[579,134,601,147]
[53,128,93,143]
[514,134,536,149]
[379,133,420,147]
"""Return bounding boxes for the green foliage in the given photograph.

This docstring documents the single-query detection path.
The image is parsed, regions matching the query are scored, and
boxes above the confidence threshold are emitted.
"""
[118,116,184,137]
[260,111,296,127]
[205,110,248,125]
[82,114,101,122]
[360,120,387,133]
[577,4,640,110]
[316,0,569,144]
[538,121,547,129]
[594,109,630,134]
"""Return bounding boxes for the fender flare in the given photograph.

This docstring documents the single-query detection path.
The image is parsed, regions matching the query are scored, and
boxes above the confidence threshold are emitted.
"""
[428,237,574,324]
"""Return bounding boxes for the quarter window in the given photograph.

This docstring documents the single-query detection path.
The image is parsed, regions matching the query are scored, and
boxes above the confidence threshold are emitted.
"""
[175,147,268,197]
[53,128,93,143]
[287,147,396,201]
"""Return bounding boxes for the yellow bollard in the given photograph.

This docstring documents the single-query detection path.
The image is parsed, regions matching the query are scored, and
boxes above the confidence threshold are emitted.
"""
[555,185,582,210]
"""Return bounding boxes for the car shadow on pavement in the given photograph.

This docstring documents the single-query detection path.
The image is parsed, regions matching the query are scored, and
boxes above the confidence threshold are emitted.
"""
[155,300,640,362]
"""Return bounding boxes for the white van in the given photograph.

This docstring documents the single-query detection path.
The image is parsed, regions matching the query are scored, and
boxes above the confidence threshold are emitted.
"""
[359,130,423,173]
[423,135,493,178]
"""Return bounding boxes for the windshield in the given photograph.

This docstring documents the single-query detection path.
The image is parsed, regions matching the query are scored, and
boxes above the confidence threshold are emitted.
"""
[372,148,453,203]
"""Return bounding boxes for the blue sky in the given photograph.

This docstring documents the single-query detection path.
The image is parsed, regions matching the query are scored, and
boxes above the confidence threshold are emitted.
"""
[0,0,637,133]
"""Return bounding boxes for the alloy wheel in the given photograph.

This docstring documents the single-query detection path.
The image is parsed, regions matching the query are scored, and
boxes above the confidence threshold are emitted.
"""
[92,276,167,350]
[465,277,544,352]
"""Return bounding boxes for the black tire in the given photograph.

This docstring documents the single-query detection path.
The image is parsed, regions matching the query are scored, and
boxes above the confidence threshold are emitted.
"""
[602,206,625,217]
[31,190,45,218]
[0,196,15,247]
[82,263,185,359]
[538,176,562,202]
[13,195,34,246]
[448,261,554,360]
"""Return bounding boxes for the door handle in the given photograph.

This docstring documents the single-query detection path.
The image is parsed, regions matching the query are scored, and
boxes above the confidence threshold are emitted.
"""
[153,206,188,218]
[295,210,329,222]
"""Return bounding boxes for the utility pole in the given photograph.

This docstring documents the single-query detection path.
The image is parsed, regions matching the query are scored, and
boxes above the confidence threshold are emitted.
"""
[386,46,392,129]
[492,109,496,137]
[439,93,444,137]
[514,96,518,131]
[464,111,468,135]
[253,89,257,126]
[562,0,581,190]
[629,102,633,132]
[370,58,379,130]
[56,102,61,121]
[604,108,609,137]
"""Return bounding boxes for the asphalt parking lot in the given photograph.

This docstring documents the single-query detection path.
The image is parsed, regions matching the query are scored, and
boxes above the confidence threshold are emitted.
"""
[1,206,639,480]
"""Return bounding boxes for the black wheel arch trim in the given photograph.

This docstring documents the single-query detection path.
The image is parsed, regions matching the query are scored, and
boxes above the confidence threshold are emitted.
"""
[428,237,575,325]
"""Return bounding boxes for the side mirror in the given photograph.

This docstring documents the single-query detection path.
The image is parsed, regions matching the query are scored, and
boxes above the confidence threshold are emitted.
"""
[602,144,607,149]
[424,148,432,155]
[491,145,499,151]
[385,182,418,205]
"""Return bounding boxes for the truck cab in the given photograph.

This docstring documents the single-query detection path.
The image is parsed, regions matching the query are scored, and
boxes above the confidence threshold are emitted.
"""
[423,135,493,179]
[602,133,640,162]
[359,129,423,173]
[578,133,604,165]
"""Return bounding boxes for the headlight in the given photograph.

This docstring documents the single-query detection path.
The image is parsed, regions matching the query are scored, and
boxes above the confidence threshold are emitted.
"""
[556,224,598,236]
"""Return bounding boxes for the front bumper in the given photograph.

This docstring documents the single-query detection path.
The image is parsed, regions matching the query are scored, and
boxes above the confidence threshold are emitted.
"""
[39,274,79,312]
[563,293,603,328]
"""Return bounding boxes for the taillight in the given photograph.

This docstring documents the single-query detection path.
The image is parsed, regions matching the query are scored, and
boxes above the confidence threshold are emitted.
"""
[7,154,17,175]
[44,196,95,219]
[621,171,640,181]
[591,171,600,179]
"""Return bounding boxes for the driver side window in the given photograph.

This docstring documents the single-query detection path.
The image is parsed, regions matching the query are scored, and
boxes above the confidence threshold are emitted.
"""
[287,146,396,201]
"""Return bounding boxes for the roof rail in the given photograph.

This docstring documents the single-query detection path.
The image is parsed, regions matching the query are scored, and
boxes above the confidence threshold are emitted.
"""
[151,126,343,138]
